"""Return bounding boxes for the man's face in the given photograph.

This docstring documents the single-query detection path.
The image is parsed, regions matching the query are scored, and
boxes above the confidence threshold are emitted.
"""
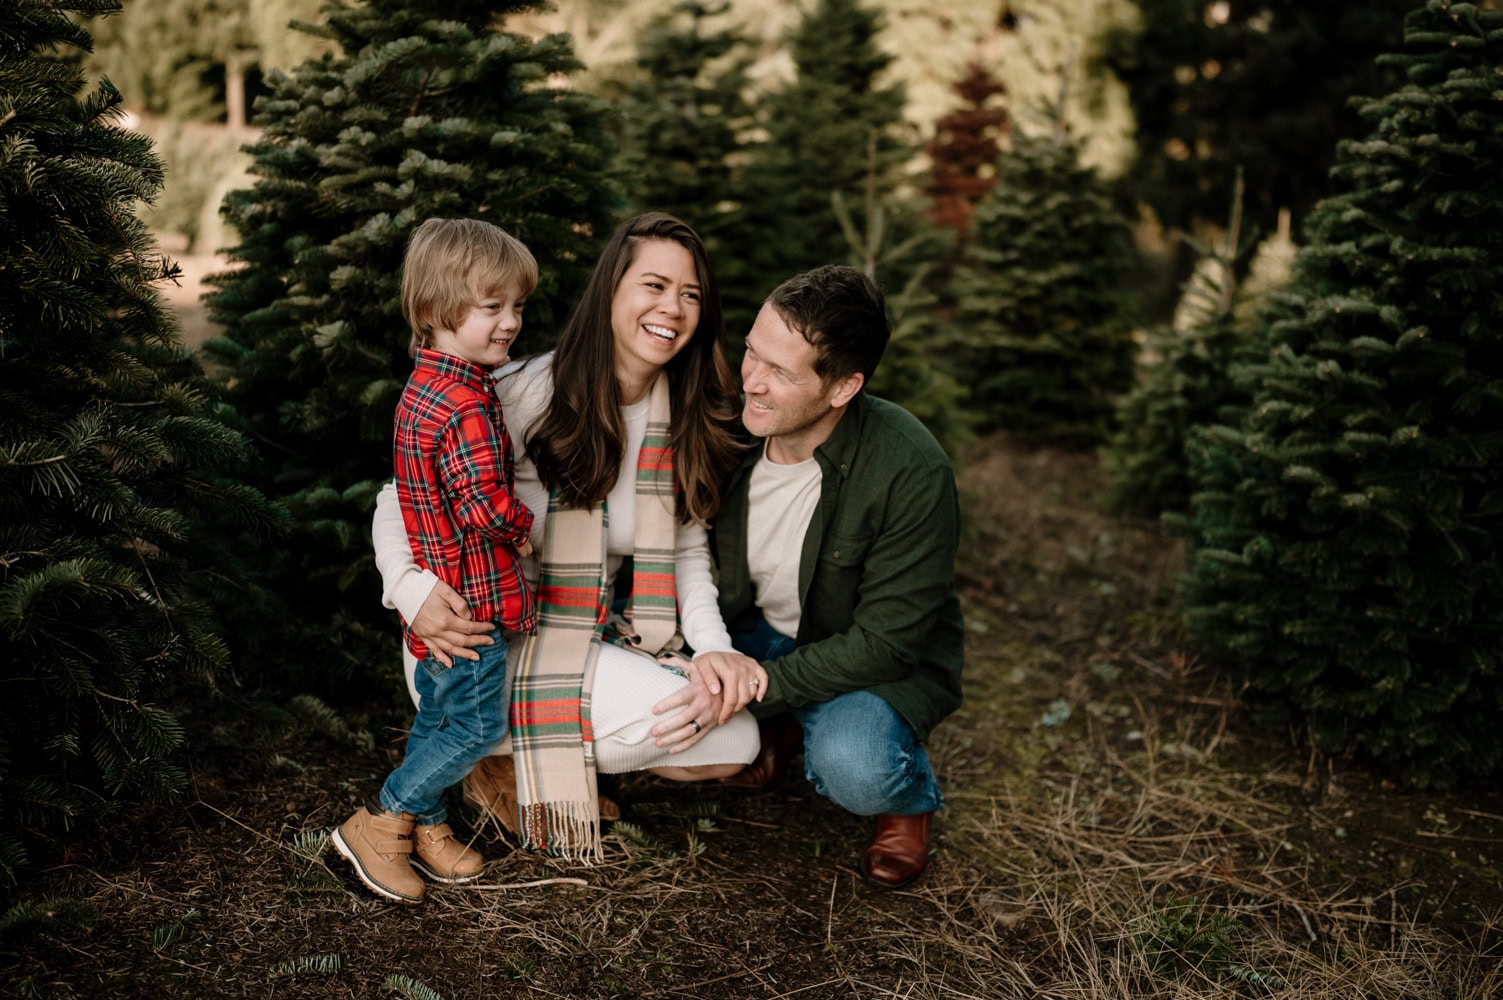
[740,303,855,450]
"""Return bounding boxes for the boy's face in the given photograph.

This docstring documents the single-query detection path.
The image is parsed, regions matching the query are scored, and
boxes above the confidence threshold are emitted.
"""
[428,283,525,368]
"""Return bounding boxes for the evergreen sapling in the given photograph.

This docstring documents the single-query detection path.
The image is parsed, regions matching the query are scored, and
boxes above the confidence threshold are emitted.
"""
[1182,0,1503,786]
[0,0,281,882]
[205,0,616,684]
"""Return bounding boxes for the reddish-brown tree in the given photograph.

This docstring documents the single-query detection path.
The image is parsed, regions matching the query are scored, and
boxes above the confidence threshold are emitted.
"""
[925,62,1009,235]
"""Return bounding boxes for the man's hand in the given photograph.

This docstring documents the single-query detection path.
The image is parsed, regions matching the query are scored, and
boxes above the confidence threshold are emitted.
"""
[411,578,495,667]
[691,651,768,724]
[649,672,727,753]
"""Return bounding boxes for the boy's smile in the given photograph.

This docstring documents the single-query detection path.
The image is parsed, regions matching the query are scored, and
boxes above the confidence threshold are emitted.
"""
[430,284,526,368]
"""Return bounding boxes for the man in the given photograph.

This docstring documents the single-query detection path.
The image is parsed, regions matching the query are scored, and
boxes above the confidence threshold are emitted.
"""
[711,265,964,889]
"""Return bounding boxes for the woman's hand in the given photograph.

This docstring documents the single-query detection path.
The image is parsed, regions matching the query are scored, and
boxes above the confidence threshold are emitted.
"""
[649,672,727,753]
[411,579,496,667]
[690,651,768,724]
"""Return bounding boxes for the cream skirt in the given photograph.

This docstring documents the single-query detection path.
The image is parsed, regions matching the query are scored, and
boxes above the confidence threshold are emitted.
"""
[402,635,760,772]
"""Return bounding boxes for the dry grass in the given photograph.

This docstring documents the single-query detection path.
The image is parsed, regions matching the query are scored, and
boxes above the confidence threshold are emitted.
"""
[3,432,1500,998]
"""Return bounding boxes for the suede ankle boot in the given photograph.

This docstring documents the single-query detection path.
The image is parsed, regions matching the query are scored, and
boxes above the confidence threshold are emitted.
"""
[411,822,484,883]
[332,805,425,904]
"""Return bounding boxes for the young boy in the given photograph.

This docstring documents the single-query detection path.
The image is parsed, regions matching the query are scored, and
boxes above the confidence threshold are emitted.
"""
[332,218,537,904]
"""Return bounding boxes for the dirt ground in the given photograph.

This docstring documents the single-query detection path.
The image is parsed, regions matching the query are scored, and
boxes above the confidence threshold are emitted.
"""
[3,427,1501,998]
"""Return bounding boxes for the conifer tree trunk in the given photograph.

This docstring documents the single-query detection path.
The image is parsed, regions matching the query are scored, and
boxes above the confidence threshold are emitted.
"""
[224,52,246,130]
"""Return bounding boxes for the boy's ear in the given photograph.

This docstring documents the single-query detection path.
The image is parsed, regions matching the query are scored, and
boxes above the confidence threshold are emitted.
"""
[412,309,440,339]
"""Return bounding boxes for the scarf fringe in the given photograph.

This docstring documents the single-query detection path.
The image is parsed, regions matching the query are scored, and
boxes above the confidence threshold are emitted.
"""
[519,801,603,863]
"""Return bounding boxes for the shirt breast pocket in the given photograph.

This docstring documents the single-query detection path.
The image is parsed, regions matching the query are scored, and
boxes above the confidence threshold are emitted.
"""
[820,530,874,568]
[808,530,874,631]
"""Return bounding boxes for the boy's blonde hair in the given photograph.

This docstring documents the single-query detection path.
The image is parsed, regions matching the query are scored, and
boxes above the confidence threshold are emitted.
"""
[401,218,539,354]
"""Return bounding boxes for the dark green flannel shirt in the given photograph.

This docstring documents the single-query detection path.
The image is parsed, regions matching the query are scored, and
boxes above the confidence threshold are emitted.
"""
[712,393,965,742]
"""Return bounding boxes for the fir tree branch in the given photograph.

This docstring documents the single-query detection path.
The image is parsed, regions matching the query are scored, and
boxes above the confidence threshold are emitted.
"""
[408,67,437,117]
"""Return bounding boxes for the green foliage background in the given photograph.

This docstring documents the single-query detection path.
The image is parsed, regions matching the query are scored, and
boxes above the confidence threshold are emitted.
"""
[1180,0,1503,787]
[204,0,618,688]
[0,0,283,882]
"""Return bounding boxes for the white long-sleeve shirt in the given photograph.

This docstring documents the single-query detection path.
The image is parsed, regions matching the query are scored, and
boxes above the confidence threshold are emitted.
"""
[372,353,736,657]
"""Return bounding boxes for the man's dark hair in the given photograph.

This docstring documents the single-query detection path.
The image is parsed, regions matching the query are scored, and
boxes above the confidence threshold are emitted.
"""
[766,265,890,384]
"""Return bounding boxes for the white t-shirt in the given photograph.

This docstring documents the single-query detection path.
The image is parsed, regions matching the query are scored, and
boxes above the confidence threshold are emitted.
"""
[745,443,822,638]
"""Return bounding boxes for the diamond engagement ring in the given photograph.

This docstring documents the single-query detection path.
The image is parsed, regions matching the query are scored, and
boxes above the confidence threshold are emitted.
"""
[690,720,702,734]
[750,678,759,690]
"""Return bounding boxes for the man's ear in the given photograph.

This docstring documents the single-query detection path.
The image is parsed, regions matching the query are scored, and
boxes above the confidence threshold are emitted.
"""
[829,371,864,409]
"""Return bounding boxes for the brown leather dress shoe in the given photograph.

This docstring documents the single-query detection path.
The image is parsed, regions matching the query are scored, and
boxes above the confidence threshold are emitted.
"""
[859,812,932,890]
[720,714,803,789]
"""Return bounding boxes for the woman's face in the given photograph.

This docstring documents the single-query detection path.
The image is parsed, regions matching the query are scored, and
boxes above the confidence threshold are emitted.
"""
[610,239,702,381]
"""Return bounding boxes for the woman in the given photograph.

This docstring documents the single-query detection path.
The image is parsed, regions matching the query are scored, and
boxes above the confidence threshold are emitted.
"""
[372,213,764,858]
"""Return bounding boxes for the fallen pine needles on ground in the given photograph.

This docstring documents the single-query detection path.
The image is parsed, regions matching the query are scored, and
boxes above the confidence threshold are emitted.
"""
[3,434,1499,998]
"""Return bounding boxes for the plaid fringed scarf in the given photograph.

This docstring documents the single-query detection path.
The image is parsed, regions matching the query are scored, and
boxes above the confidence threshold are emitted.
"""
[509,372,679,860]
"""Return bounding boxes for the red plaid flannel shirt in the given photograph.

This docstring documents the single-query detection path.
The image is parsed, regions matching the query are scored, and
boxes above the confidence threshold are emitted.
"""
[395,349,535,659]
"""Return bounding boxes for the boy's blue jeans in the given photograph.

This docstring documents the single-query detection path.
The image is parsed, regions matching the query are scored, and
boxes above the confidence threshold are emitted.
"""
[380,630,507,825]
[731,616,943,817]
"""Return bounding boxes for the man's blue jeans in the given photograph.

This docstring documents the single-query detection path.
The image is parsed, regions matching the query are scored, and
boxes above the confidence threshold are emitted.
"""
[380,631,507,825]
[731,617,943,817]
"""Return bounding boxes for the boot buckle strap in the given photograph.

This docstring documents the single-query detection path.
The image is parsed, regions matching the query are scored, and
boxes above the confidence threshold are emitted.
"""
[377,835,414,854]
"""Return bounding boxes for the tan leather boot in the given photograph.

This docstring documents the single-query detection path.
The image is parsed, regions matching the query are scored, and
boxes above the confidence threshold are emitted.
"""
[331,806,424,904]
[411,822,484,883]
[462,755,521,836]
[463,754,620,837]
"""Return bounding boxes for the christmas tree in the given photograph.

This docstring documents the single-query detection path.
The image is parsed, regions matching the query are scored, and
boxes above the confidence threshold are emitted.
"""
[1105,183,1295,518]
[925,61,1009,238]
[952,125,1137,447]
[720,0,911,340]
[1182,0,1503,786]
[0,1,281,881]
[614,0,755,274]
[205,0,616,683]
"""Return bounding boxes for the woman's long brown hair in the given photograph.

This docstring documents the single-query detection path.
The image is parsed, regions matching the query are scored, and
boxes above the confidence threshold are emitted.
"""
[524,213,745,524]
